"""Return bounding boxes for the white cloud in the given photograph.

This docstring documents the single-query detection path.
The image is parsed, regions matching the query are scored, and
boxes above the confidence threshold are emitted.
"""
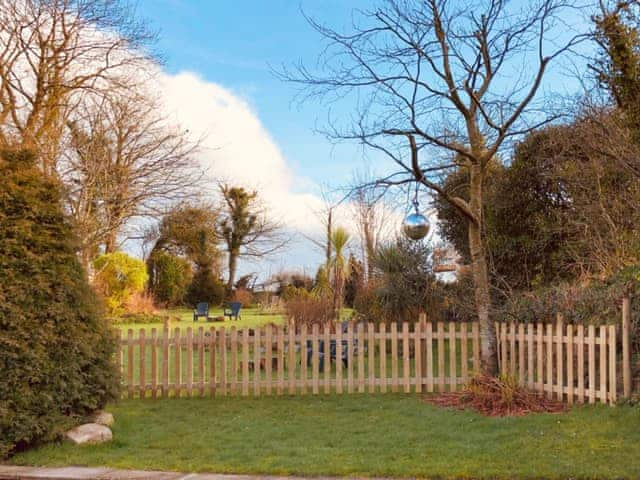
[153,71,426,278]
[157,71,327,236]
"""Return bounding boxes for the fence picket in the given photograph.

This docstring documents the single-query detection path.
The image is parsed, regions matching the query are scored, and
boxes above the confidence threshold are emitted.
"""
[255,327,262,397]
[151,328,158,399]
[402,322,410,393]
[536,323,543,392]
[336,324,343,394]
[391,322,398,392]
[577,325,584,403]
[241,328,249,396]
[437,322,445,392]
[312,324,319,395]
[139,329,146,398]
[545,323,553,399]
[230,327,238,395]
[127,329,134,399]
[509,323,516,375]
[324,324,331,394]
[209,328,216,396]
[608,324,616,404]
[173,328,181,397]
[426,322,434,392]
[219,327,227,396]
[162,327,169,398]
[414,321,422,393]
[186,328,193,396]
[460,322,468,384]
[556,316,563,401]
[290,326,297,395]
[348,322,355,393]
[450,322,458,391]
[379,323,386,393]
[500,323,507,373]
[599,326,607,404]
[623,298,631,398]
[300,324,307,395]
[277,325,285,395]
[566,324,574,405]
[518,324,525,384]
[358,323,366,393]
[265,325,273,395]
[588,325,595,404]
[369,322,376,393]
[526,324,534,388]
[198,327,205,396]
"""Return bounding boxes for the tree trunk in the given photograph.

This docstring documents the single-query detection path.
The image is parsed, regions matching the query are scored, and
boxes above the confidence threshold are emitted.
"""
[325,209,333,270]
[227,251,238,291]
[467,162,497,374]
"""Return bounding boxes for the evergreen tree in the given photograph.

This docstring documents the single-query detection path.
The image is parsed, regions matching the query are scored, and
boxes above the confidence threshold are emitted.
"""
[0,150,118,458]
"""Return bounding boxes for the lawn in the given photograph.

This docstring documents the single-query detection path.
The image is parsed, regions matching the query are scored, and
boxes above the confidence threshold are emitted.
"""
[10,395,640,479]
[116,307,286,337]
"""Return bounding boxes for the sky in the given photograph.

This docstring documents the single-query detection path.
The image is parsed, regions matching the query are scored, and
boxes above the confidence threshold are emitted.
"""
[133,0,396,281]
[133,0,593,282]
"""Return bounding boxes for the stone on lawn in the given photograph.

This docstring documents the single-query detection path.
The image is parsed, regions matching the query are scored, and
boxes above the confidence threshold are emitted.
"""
[65,423,112,445]
[93,410,114,426]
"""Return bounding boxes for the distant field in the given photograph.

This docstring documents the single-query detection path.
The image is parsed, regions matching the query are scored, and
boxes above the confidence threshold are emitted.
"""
[114,307,355,337]
[115,307,285,337]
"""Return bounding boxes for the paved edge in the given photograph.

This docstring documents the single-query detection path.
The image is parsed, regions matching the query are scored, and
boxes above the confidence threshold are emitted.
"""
[0,466,394,480]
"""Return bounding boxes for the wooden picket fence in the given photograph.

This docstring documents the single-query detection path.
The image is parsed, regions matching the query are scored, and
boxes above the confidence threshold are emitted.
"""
[116,318,481,398]
[495,297,634,405]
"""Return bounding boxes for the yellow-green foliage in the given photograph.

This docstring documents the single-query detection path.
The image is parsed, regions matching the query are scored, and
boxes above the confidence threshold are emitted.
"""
[93,252,149,316]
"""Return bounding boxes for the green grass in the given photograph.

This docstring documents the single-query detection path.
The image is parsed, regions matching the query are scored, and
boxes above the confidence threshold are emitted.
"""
[116,307,355,337]
[10,395,640,479]
[116,307,286,336]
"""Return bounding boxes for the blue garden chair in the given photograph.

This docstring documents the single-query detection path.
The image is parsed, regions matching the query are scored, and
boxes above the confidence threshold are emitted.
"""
[224,302,242,320]
[193,302,209,322]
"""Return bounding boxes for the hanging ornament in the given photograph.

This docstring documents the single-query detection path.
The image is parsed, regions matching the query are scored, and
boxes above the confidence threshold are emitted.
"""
[402,182,430,241]
[403,211,430,240]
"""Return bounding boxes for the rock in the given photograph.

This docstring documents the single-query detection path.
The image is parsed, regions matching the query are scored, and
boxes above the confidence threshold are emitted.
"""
[65,423,112,445]
[93,410,114,426]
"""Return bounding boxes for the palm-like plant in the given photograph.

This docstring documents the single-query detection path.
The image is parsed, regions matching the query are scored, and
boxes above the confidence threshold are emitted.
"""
[329,227,351,318]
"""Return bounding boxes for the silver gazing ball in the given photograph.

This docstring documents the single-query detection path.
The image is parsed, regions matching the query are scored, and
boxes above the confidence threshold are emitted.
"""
[403,212,430,240]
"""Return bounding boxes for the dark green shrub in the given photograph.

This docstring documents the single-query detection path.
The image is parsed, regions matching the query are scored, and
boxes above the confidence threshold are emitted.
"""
[147,251,192,306]
[366,238,443,323]
[0,150,119,458]
[186,267,226,306]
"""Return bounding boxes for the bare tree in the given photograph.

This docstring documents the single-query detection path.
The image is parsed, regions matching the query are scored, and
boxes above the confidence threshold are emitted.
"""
[281,0,588,372]
[217,184,289,291]
[0,0,155,173]
[62,91,202,263]
[302,188,337,271]
[350,169,396,281]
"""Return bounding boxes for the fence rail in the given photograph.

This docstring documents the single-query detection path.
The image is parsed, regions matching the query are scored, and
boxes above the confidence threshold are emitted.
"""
[495,317,619,405]
[117,298,633,404]
[117,319,481,398]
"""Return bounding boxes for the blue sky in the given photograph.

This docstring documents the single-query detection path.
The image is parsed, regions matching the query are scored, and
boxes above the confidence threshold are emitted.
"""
[137,0,373,189]
[134,0,389,280]
[134,0,594,281]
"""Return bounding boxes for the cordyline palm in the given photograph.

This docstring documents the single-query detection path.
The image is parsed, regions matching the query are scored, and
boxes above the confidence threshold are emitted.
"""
[330,227,351,319]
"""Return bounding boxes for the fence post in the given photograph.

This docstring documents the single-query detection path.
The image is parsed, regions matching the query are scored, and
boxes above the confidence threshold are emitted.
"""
[622,297,631,399]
